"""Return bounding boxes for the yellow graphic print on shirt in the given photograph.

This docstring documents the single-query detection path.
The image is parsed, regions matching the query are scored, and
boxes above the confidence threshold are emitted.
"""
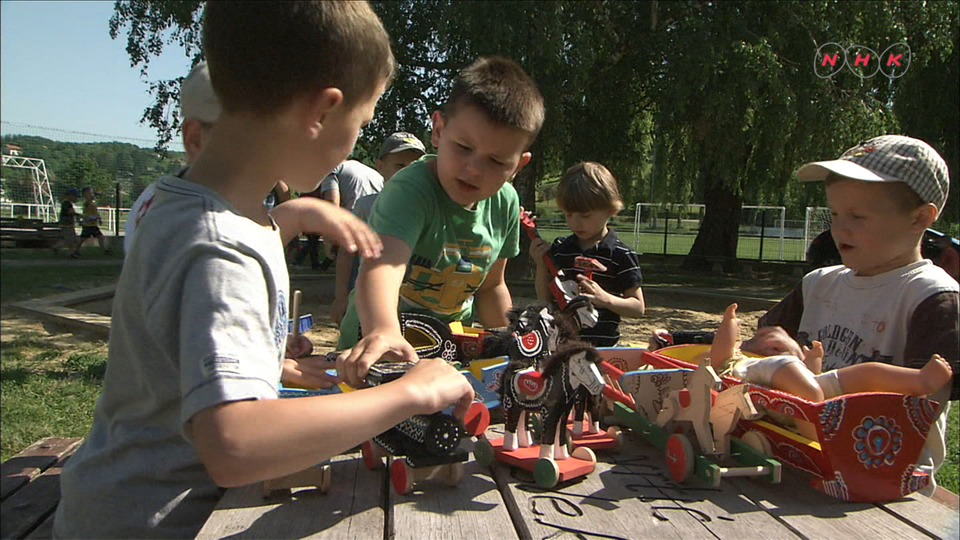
[401,244,492,315]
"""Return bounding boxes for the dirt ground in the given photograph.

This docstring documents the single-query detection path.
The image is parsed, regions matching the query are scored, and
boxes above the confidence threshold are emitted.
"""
[290,280,769,352]
[15,277,770,353]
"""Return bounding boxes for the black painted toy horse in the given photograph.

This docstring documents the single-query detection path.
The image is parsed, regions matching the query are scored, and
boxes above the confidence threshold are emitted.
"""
[496,303,606,459]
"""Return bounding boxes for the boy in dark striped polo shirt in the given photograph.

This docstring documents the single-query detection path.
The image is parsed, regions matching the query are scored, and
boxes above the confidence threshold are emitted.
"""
[530,162,645,346]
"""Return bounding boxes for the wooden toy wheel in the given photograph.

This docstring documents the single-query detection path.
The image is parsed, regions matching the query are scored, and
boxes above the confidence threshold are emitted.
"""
[446,461,465,486]
[464,402,491,437]
[571,446,597,465]
[606,426,624,451]
[534,457,560,488]
[665,433,695,483]
[391,459,414,495]
[474,437,495,467]
[741,430,772,457]
[361,440,382,470]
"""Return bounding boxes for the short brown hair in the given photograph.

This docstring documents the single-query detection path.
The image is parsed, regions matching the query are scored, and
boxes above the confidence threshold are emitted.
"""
[825,173,925,214]
[556,162,624,213]
[443,57,545,142]
[203,1,394,116]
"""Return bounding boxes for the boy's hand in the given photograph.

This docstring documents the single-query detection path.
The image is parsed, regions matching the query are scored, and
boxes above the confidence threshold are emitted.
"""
[741,326,804,358]
[397,358,476,419]
[576,274,613,308]
[330,295,348,326]
[285,334,314,359]
[529,237,550,264]
[298,199,382,259]
[336,331,419,388]
[281,356,341,390]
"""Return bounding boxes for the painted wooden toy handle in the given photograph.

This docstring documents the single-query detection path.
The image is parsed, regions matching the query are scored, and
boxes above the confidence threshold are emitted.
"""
[291,290,302,341]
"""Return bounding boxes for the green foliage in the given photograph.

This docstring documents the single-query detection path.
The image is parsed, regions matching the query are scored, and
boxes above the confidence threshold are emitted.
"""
[106,0,958,258]
[0,134,186,206]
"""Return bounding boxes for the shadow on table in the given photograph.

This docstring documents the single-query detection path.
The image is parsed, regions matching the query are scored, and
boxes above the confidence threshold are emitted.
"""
[216,455,386,539]
[393,460,501,515]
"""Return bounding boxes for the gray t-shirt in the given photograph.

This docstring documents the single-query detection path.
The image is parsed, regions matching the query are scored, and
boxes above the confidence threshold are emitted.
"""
[319,160,383,212]
[54,175,289,539]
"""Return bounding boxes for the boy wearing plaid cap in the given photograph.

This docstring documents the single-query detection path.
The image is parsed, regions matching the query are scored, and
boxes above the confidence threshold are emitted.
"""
[751,135,958,496]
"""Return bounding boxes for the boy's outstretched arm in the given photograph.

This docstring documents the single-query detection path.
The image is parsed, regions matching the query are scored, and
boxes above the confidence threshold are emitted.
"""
[473,258,512,328]
[529,237,553,302]
[577,277,646,318]
[338,235,418,387]
[330,250,355,325]
[269,197,381,257]
[190,357,474,487]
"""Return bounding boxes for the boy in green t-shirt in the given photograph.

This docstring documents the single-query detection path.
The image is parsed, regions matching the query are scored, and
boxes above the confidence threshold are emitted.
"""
[337,56,545,386]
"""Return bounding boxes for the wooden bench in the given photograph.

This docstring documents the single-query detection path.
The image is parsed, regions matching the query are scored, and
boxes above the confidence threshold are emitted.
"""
[0,218,63,248]
[1,437,83,539]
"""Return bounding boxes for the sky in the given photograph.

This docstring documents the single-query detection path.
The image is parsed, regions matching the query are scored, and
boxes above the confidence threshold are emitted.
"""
[1,1,192,149]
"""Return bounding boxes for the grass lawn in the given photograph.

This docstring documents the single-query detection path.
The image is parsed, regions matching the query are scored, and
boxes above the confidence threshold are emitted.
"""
[0,247,957,494]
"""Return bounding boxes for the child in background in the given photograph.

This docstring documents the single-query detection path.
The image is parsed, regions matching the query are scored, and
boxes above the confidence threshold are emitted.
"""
[336,56,545,387]
[54,3,473,538]
[710,303,952,403]
[331,131,426,325]
[751,135,958,496]
[78,186,112,255]
[529,162,645,346]
[55,187,81,258]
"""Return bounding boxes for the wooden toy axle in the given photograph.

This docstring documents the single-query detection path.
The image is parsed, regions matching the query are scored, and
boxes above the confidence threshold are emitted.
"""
[262,463,332,497]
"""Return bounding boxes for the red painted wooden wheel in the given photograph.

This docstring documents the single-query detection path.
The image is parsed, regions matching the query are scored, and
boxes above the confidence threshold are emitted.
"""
[390,459,414,495]
[463,401,491,437]
[665,433,695,483]
[361,440,380,470]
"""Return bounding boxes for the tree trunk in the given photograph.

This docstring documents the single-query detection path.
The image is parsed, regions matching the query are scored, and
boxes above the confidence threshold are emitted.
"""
[683,173,742,272]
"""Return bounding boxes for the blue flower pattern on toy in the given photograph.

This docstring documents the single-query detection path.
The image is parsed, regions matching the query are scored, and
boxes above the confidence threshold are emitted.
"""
[853,416,902,468]
[819,400,846,442]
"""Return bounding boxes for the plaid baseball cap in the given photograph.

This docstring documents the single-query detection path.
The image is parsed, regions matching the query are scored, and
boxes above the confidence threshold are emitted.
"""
[180,62,221,124]
[795,135,950,216]
[377,132,426,159]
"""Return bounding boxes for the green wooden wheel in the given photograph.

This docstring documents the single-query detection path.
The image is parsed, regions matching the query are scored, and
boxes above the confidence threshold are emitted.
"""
[534,457,560,488]
[474,438,495,467]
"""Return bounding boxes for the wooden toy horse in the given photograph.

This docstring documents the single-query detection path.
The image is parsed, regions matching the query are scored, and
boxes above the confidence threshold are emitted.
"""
[502,345,606,459]
[656,357,722,454]
[709,384,760,455]
[656,357,760,456]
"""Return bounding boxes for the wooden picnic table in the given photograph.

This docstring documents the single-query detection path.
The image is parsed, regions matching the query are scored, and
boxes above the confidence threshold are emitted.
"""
[198,427,960,540]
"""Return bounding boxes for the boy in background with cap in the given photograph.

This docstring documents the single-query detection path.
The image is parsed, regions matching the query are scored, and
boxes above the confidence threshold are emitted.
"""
[750,135,958,495]
[330,131,426,324]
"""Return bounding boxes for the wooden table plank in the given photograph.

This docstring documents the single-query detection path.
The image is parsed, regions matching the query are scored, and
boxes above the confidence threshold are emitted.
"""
[196,452,385,539]
[23,515,54,540]
[485,427,792,540]
[0,448,76,540]
[876,493,960,540]
[728,465,939,539]
[1,438,81,502]
[390,451,517,540]
[604,432,804,540]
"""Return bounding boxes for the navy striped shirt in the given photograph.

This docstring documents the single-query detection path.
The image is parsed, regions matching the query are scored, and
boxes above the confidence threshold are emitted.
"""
[549,229,643,346]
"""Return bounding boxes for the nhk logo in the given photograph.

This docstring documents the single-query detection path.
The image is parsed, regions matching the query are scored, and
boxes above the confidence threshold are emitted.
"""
[815,42,911,79]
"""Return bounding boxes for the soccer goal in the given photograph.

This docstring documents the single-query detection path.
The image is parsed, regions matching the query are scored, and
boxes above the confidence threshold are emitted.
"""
[803,206,832,252]
[633,203,787,259]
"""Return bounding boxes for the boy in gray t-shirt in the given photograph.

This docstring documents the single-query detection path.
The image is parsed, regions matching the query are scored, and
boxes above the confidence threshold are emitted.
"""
[54,3,473,538]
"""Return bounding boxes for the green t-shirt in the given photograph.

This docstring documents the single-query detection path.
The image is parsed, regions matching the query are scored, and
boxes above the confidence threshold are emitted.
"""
[337,156,520,348]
